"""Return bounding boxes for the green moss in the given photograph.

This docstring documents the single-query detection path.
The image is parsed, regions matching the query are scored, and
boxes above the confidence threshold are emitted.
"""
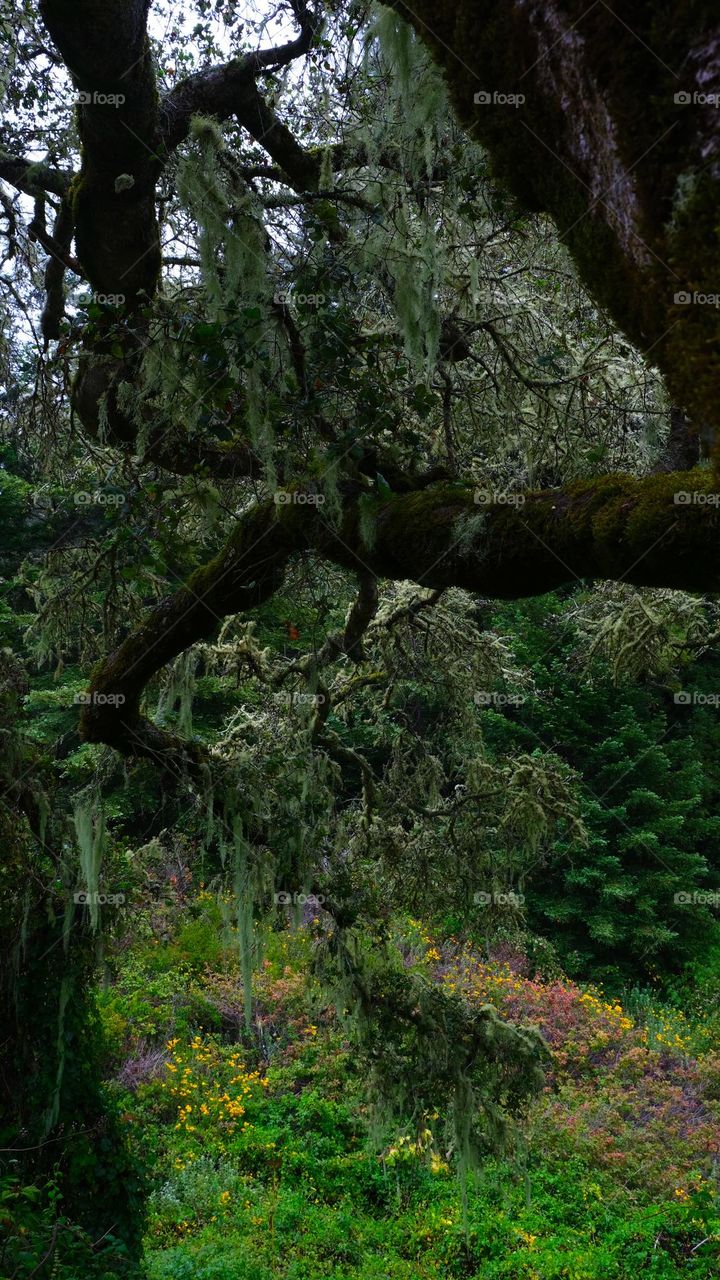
[391,0,720,429]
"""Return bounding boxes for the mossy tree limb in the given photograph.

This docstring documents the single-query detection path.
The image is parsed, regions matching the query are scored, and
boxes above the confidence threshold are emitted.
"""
[81,468,720,763]
[33,0,327,464]
[38,0,324,309]
[393,0,720,433]
[0,149,74,199]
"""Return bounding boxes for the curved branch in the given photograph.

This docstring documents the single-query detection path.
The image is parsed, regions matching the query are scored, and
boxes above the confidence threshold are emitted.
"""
[160,3,323,158]
[81,468,720,767]
[0,149,74,199]
[38,198,78,342]
[337,572,379,665]
[393,0,720,433]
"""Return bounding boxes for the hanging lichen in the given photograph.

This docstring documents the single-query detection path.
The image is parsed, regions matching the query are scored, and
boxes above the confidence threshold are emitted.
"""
[316,923,548,1176]
[73,781,106,931]
[44,972,71,1134]
[319,145,335,192]
[155,648,200,738]
[214,795,271,1028]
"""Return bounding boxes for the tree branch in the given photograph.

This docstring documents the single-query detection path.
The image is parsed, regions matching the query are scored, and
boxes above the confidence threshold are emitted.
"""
[160,2,323,158]
[39,197,77,342]
[80,468,719,766]
[0,148,74,198]
[393,0,720,435]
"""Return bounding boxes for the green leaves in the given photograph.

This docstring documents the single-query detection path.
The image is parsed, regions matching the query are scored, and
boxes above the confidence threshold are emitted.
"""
[488,593,720,984]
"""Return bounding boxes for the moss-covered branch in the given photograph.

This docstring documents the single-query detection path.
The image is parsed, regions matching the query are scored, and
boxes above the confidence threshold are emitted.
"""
[395,0,720,432]
[81,468,720,763]
[38,0,323,311]
[38,197,77,342]
[160,1,323,178]
[0,149,74,199]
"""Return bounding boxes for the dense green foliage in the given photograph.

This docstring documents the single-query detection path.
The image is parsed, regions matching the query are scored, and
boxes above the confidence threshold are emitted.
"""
[487,596,720,983]
[18,907,718,1280]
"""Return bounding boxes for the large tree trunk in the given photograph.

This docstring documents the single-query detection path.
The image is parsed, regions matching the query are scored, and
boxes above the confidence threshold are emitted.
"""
[0,655,145,1264]
[395,0,720,436]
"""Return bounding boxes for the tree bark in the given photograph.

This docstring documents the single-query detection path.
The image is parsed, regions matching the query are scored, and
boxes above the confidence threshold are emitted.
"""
[40,0,162,306]
[394,0,720,435]
[81,468,720,760]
